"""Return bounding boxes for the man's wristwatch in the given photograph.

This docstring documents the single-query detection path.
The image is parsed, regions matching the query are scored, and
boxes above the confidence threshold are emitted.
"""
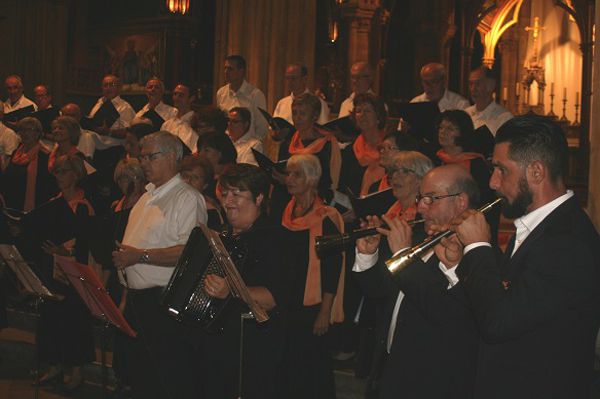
[139,249,150,264]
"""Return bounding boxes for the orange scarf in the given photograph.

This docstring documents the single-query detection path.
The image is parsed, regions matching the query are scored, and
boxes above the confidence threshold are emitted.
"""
[48,145,79,172]
[353,131,386,196]
[378,174,390,191]
[11,143,40,212]
[385,201,417,221]
[436,149,484,171]
[281,196,345,323]
[54,189,95,215]
[288,128,341,190]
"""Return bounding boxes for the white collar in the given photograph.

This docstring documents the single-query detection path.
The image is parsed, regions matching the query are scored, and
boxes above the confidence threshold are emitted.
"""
[513,190,574,235]
[145,173,182,201]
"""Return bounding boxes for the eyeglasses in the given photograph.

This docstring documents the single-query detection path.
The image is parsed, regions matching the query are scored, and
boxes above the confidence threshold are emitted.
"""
[102,82,119,88]
[416,192,461,205]
[378,145,399,153]
[139,151,164,162]
[219,187,248,198]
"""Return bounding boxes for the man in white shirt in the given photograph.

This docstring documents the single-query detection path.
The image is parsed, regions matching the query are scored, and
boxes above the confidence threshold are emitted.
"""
[88,75,136,148]
[33,84,53,111]
[411,63,470,111]
[161,82,198,152]
[135,77,177,125]
[339,62,376,117]
[3,75,37,113]
[353,164,480,398]
[60,103,98,158]
[227,107,262,165]
[273,64,329,125]
[451,116,600,399]
[465,66,513,136]
[112,131,207,399]
[0,103,20,170]
[215,54,268,139]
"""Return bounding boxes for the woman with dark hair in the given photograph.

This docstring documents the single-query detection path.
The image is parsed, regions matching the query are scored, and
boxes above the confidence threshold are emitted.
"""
[338,93,388,198]
[281,154,344,398]
[180,155,224,229]
[199,163,287,399]
[28,154,96,393]
[196,131,237,198]
[270,92,341,221]
[0,117,57,212]
[368,131,420,194]
[435,109,499,243]
[124,121,157,159]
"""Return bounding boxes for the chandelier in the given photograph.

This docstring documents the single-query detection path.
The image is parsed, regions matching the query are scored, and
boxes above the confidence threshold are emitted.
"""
[167,0,190,15]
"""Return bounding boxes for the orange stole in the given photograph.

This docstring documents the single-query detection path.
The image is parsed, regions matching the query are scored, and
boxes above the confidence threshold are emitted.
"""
[353,132,386,196]
[436,149,484,171]
[378,174,390,191]
[385,201,417,222]
[11,143,41,212]
[54,189,95,216]
[281,196,345,323]
[288,128,341,190]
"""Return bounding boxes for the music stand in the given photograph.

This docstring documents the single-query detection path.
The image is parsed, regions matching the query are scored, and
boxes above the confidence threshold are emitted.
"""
[0,244,62,399]
[54,255,136,399]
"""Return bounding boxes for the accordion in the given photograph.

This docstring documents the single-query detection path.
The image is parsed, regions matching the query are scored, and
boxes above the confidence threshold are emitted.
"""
[161,224,268,331]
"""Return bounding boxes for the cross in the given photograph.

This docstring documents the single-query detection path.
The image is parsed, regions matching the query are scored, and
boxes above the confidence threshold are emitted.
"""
[525,16,546,40]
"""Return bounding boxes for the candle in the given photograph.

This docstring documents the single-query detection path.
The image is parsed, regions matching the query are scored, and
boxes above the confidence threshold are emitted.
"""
[563,87,567,100]
[515,82,519,94]
[576,91,580,105]
[550,82,554,95]
[502,87,508,101]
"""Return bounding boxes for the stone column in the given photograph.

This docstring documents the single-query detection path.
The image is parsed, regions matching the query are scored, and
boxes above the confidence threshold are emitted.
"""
[587,2,600,230]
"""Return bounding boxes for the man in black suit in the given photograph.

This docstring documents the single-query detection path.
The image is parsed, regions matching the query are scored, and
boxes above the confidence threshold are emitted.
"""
[353,164,482,399]
[451,115,600,399]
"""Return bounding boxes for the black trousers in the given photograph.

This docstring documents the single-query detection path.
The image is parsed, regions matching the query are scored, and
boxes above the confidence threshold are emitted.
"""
[124,287,201,399]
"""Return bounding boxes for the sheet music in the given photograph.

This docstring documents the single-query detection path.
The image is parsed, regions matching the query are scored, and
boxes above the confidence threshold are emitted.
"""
[0,244,60,299]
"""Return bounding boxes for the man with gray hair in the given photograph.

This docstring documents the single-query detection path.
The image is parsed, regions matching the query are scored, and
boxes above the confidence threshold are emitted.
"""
[411,63,469,111]
[4,74,37,113]
[135,77,177,126]
[112,130,207,399]
[465,66,512,136]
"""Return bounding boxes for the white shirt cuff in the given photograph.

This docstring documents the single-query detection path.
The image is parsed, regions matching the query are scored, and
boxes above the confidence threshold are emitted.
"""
[353,248,379,272]
[463,242,492,255]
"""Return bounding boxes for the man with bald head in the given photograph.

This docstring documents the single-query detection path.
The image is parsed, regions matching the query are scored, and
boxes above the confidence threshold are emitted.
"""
[88,74,136,146]
[353,163,481,399]
[273,64,329,124]
[411,63,469,111]
[135,77,177,127]
[4,75,37,113]
[61,103,98,158]
[339,61,376,117]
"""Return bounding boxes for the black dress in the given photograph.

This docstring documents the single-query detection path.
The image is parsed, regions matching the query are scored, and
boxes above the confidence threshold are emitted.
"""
[198,216,288,399]
[282,216,342,399]
[0,149,57,211]
[24,196,96,367]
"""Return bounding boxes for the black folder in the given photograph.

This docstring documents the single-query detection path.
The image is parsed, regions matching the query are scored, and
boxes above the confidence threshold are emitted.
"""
[317,115,359,140]
[82,100,120,133]
[32,107,60,134]
[251,148,287,174]
[257,107,294,132]
[142,108,166,130]
[348,187,397,219]
[3,105,35,123]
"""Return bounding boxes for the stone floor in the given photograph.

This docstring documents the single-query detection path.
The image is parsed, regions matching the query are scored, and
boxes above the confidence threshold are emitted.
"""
[0,309,367,399]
